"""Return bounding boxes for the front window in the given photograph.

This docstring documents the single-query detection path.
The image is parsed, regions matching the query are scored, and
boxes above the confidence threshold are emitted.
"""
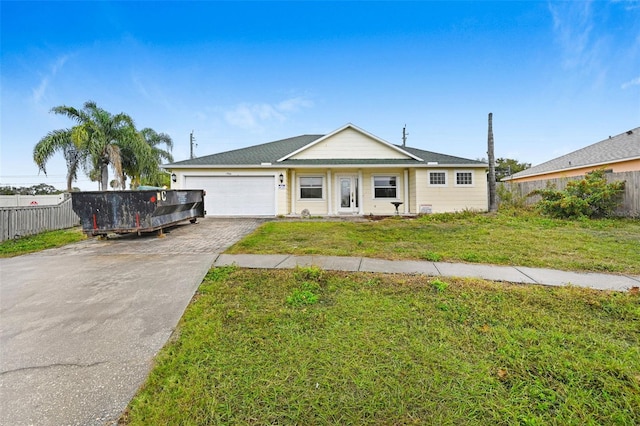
[299,176,323,199]
[455,171,473,186]
[373,176,397,198]
[429,171,447,186]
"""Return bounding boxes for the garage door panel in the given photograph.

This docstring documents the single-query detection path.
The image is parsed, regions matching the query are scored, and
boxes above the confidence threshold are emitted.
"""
[184,176,275,216]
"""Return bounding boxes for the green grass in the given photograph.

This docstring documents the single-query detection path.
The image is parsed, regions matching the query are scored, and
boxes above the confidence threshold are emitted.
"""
[122,266,640,425]
[0,227,85,257]
[226,210,640,274]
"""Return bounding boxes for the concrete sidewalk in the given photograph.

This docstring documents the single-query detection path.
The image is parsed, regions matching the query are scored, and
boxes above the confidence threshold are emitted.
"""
[214,254,640,292]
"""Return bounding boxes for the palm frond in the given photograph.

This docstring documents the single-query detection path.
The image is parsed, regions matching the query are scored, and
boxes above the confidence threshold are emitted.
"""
[33,129,73,174]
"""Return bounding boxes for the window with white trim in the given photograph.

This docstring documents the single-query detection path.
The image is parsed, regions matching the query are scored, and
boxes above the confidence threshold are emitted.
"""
[373,176,398,198]
[455,171,474,186]
[429,171,447,186]
[299,176,323,199]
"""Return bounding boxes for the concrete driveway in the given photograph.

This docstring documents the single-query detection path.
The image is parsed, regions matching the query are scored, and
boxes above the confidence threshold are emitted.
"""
[0,218,263,426]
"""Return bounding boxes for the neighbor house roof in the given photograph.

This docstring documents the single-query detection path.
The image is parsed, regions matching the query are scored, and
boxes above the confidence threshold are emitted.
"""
[165,126,487,168]
[507,127,640,180]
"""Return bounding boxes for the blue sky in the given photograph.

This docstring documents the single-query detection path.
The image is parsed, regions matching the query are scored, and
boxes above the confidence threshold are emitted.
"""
[1,0,639,190]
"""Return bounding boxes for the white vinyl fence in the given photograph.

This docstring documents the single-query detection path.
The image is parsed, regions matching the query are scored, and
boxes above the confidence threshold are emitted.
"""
[498,171,640,218]
[0,198,80,242]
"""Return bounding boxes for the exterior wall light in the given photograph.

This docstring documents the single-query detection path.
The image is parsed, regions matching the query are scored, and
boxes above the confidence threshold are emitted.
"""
[171,173,177,183]
[279,173,284,184]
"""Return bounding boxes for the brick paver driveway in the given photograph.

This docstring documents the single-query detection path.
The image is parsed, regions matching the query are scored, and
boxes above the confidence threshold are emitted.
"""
[0,218,264,426]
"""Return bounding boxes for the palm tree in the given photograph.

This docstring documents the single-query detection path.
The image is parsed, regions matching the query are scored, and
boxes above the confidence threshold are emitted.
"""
[34,129,85,192]
[140,128,174,187]
[34,101,150,190]
[122,128,174,189]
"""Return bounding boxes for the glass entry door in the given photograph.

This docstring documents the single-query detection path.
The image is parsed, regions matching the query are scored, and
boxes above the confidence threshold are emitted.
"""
[338,175,359,214]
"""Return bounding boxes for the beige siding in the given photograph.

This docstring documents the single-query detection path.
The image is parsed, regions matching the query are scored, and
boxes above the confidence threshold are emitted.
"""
[409,168,418,213]
[292,172,328,215]
[170,166,488,216]
[361,169,408,215]
[415,169,488,213]
[290,127,411,160]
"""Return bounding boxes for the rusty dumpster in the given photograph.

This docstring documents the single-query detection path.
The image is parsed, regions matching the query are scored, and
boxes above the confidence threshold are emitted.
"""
[71,189,205,236]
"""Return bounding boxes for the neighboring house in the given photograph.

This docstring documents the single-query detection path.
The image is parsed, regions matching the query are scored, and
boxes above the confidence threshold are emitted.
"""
[164,123,488,217]
[503,127,640,183]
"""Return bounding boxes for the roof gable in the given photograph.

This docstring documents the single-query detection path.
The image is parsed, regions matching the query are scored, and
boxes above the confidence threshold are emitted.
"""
[279,123,423,162]
[510,127,640,179]
[164,124,487,168]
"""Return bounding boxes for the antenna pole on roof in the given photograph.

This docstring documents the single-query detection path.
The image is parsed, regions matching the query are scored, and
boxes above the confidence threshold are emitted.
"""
[190,130,197,159]
[402,125,408,147]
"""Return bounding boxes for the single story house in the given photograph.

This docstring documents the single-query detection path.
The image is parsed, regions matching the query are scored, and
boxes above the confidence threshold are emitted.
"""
[503,127,640,183]
[164,123,488,216]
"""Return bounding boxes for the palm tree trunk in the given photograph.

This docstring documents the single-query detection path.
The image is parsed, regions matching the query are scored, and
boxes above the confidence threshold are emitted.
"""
[101,163,109,191]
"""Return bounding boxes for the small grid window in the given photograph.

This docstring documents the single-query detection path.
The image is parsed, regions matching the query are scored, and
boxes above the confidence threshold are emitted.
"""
[299,176,323,199]
[373,176,397,198]
[429,171,447,186]
[456,171,473,186]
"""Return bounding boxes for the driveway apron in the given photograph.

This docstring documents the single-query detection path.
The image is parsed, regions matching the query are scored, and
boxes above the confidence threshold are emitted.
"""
[0,218,263,426]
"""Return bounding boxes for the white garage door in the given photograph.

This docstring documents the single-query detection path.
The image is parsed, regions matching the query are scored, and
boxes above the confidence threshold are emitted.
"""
[184,176,276,216]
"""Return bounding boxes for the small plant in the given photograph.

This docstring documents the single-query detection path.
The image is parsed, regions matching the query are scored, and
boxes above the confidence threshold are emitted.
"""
[293,265,324,282]
[461,252,481,263]
[430,279,449,292]
[287,272,322,307]
[421,251,442,261]
[364,277,381,286]
[286,288,319,306]
[497,182,528,210]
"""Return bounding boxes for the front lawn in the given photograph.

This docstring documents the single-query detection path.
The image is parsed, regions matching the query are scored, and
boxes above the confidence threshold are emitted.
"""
[122,266,640,425]
[226,211,640,274]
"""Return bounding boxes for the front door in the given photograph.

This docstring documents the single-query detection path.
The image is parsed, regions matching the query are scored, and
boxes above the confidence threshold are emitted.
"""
[337,175,359,214]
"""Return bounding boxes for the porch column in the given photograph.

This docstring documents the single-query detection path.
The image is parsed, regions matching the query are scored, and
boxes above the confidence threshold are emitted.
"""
[404,169,409,214]
[358,169,364,214]
[326,169,332,215]
[290,170,296,215]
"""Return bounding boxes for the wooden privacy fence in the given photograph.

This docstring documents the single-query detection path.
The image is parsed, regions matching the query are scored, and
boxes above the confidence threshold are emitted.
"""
[0,197,80,242]
[498,171,640,218]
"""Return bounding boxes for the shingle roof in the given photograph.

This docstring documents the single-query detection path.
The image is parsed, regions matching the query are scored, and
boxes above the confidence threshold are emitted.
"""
[509,127,640,179]
[399,146,487,165]
[165,133,487,168]
[167,134,323,166]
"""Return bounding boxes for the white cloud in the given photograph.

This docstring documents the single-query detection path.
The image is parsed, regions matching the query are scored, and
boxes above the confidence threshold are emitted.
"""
[621,76,640,89]
[31,54,70,104]
[277,96,314,113]
[32,77,50,104]
[612,0,640,11]
[224,96,314,130]
[548,1,595,69]
[131,71,175,112]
